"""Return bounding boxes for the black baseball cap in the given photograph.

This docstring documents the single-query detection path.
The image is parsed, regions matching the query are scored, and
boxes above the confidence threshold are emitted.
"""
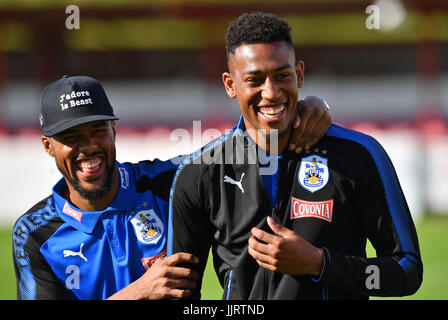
[40,75,119,136]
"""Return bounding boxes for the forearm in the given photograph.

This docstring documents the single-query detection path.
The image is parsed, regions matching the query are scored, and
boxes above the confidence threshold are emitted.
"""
[318,248,422,297]
[309,247,324,277]
[107,280,145,300]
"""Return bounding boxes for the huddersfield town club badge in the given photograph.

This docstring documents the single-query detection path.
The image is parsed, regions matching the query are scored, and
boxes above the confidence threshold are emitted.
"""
[298,154,329,193]
[130,209,164,244]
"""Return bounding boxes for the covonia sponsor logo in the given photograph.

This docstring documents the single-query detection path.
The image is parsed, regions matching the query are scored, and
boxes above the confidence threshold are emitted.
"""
[290,197,333,223]
[62,201,83,222]
[141,249,167,270]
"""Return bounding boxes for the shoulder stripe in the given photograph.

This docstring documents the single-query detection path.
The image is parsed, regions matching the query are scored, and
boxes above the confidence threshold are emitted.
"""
[13,197,60,299]
[326,124,418,273]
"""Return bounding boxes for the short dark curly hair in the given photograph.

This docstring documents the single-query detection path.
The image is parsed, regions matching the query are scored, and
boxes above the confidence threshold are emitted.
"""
[225,12,294,61]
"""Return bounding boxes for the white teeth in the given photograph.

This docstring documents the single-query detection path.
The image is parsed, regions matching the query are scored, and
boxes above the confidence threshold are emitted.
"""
[259,104,285,117]
[79,159,101,170]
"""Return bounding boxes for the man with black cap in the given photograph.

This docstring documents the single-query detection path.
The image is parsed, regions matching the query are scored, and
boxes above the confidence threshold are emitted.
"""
[12,75,331,300]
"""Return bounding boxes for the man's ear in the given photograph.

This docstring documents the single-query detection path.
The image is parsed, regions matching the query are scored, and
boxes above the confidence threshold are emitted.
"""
[295,60,305,89]
[41,136,54,157]
[222,72,236,99]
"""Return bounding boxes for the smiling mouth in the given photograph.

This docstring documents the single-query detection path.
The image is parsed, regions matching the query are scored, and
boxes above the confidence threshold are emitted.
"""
[75,156,104,179]
[78,159,101,170]
[257,103,286,120]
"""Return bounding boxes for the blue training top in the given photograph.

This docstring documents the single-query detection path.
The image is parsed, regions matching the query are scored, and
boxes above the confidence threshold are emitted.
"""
[13,159,179,300]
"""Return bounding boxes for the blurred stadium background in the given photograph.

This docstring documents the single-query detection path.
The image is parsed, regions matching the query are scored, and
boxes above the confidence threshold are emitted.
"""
[1,0,448,300]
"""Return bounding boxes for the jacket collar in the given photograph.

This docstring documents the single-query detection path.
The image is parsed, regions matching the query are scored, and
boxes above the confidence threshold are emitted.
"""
[234,115,284,160]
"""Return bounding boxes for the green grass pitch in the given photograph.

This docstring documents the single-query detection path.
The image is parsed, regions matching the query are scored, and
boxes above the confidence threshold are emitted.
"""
[2,214,447,300]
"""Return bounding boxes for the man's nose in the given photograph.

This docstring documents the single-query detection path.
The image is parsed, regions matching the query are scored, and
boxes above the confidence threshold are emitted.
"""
[261,77,281,101]
[78,135,98,153]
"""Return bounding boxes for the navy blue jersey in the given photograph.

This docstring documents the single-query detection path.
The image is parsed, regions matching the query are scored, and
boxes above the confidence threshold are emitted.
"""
[13,159,179,300]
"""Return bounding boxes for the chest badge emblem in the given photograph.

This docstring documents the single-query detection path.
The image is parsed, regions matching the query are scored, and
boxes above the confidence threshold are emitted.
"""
[130,209,164,244]
[298,154,329,193]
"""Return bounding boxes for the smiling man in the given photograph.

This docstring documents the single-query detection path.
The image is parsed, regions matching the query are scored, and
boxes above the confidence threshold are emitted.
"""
[43,121,119,210]
[168,12,422,300]
[12,76,200,300]
[12,75,331,300]
[222,41,304,154]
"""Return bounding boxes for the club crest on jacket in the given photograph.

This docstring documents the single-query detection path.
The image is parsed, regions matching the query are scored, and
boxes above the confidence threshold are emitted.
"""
[130,209,163,244]
[298,155,329,193]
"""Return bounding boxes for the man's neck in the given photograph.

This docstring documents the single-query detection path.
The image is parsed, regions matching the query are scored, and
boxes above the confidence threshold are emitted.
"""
[246,128,291,156]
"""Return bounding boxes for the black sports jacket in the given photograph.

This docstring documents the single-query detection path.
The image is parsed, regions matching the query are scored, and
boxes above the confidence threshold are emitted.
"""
[168,118,422,300]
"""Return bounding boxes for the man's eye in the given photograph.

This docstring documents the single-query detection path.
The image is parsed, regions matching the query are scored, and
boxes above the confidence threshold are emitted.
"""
[245,78,262,86]
[278,73,291,80]
[61,135,77,143]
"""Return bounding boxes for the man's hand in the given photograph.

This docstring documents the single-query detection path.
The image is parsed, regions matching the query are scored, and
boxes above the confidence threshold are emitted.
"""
[248,217,323,276]
[107,252,199,300]
[289,96,331,153]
